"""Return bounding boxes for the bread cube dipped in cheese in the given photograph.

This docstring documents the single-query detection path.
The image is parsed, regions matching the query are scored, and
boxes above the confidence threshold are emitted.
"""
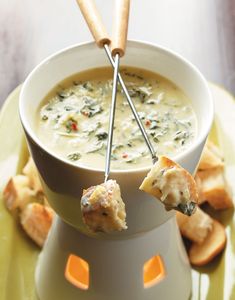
[3,175,36,211]
[20,203,54,247]
[176,207,213,244]
[81,179,127,233]
[140,156,198,216]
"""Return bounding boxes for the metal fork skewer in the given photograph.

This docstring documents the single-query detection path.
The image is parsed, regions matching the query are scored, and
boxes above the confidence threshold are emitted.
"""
[104,44,158,164]
[104,53,120,182]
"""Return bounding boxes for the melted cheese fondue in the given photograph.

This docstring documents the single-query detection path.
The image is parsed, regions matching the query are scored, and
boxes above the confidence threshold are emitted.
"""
[36,66,197,170]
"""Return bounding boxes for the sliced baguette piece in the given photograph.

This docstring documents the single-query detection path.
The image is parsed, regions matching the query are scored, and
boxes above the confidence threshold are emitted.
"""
[198,141,224,171]
[3,175,36,211]
[176,207,213,244]
[197,168,233,209]
[140,156,198,216]
[20,203,54,247]
[189,219,226,266]
[22,157,43,194]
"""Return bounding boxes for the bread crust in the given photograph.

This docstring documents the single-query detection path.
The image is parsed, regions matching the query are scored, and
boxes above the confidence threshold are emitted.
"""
[3,175,36,211]
[189,219,226,266]
[197,168,233,209]
[20,203,54,247]
[198,141,224,171]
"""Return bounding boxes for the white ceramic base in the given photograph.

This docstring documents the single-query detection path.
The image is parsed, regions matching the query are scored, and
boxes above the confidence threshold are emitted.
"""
[35,215,191,300]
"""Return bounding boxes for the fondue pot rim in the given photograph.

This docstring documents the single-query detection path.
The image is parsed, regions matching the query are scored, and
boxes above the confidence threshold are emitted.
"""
[19,39,214,175]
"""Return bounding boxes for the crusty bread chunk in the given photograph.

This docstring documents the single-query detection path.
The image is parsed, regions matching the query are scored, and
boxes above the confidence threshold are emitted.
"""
[3,175,36,211]
[81,180,127,233]
[176,207,213,244]
[20,203,54,247]
[197,168,233,209]
[22,157,43,193]
[198,141,224,171]
[189,219,226,266]
[3,156,54,247]
[140,156,198,216]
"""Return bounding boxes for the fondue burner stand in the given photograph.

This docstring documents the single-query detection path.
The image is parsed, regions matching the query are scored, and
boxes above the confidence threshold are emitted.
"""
[35,175,192,300]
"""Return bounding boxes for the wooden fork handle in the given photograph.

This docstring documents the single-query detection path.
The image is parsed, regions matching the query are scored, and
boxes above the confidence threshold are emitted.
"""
[111,0,130,57]
[76,0,111,47]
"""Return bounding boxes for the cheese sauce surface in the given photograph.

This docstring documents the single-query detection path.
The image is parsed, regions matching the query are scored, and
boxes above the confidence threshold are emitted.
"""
[36,66,197,170]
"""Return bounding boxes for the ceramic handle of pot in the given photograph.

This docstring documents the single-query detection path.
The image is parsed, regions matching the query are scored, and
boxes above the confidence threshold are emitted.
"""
[111,0,130,57]
[76,0,111,47]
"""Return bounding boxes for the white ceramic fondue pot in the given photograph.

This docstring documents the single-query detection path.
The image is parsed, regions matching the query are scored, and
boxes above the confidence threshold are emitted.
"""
[19,40,213,300]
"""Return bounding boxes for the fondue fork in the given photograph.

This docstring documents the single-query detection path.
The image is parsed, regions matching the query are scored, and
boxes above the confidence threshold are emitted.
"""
[76,0,157,174]
[104,0,130,181]
[105,0,131,182]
